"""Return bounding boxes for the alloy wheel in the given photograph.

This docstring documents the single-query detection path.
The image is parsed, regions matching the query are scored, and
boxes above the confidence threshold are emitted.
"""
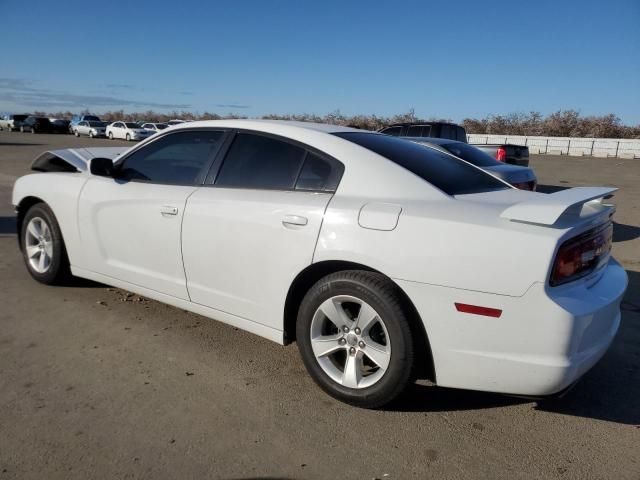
[24,217,53,273]
[310,295,391,389]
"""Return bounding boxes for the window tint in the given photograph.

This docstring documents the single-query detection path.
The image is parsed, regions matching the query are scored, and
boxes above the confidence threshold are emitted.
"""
[118,130,224,184]
[333,132,508,195]
[440,125,451,139]
[380,126,403,136]
[296,153,333,191]
[456,126,467,142]
[215,133,306,190]
[406,125,423,137]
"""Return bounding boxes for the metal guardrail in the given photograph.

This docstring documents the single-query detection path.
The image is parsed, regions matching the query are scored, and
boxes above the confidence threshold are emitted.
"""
[467,134,640,159]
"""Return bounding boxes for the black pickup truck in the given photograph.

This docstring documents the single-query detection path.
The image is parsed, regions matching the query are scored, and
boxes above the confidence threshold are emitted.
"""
[472,144,530,167]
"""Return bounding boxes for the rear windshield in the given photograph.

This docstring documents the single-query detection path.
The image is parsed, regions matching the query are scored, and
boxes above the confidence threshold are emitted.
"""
[125,122,139,128]
[88,121,104,127]
[334,132,509,195]
[435,142,501,167]
[84,115,100,121]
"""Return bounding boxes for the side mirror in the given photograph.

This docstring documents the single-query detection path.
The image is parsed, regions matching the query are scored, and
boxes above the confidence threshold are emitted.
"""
[90,157,115,177]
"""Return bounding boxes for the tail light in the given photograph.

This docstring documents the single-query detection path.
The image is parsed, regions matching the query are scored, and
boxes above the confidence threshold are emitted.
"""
[511,180,537,191]
[550,223,613,286]
[496,146,507,162]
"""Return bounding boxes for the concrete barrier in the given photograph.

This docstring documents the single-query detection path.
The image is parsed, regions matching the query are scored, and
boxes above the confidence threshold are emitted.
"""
[467,134,640,158]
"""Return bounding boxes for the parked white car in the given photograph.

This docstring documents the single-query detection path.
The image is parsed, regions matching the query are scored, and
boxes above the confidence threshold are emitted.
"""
[106,121,153,141]
[74,120,108,138]
[12,120,627,408]
[141,122,169,134]
[0,113,29,131]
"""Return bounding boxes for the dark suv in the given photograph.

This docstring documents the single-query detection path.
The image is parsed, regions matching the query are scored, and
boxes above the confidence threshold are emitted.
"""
[20,116,53,133]
[379,122,467,143]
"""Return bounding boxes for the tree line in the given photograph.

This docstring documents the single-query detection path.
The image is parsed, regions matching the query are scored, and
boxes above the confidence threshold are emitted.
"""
[32,108,640,139]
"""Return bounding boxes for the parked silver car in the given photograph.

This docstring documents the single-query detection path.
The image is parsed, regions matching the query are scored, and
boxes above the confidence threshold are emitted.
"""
[74,121,108,138]
[0,113,29,131]
[405,137,537,190]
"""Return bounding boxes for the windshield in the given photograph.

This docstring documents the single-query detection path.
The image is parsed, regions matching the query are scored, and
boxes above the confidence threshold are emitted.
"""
[433,142,501,167]
[125,122,139,128]
[334,132,508,195]
[88,121,105,127]
[14,115,28,121]
[84,115,100,121]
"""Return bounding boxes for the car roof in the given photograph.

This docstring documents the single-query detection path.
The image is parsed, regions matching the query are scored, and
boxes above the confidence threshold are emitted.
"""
[169,119,362,135]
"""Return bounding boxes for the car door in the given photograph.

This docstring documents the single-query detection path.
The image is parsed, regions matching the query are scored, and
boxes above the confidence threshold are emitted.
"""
[79,121,88,135]
[77,129,227,299]
[181,131,343,330]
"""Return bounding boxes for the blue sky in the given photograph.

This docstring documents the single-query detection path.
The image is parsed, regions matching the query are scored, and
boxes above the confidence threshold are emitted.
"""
[1,0,639,123]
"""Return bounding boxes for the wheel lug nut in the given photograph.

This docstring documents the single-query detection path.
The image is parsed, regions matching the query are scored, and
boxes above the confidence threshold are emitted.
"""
[342,326,349,333]
[354,328,361,335]
[358,341,365,348]
[339,338,346,345]
[349,347,356,355]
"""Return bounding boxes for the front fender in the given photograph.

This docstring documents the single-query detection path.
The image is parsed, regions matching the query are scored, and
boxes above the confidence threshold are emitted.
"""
[13,173,88,267]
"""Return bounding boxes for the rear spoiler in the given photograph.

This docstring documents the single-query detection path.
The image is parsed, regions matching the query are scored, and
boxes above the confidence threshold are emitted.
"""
[500,187,617,225]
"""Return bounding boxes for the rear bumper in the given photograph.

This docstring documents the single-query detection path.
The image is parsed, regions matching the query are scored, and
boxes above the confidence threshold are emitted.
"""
[508,158,529,167]
[397,258,627,396]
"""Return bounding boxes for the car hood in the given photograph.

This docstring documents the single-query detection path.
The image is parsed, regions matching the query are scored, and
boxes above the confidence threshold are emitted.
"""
[31,147,129,172]
[483,164,536,184]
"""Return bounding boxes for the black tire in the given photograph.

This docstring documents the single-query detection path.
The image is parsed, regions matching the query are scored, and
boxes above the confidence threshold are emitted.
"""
[75,130,80,137]
[126,133,131,141]
[20,203,71,285]
[296,270,416,408]
[109,132,113,140]
[20,126,24,133]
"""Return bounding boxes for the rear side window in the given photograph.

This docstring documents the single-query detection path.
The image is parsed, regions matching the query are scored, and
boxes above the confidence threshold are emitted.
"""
[215,133,306,190]
[117,130,225,184]
[334,132,508,195]
[296,153,333,191]
[406,125,432,137]
[456,126,467,142]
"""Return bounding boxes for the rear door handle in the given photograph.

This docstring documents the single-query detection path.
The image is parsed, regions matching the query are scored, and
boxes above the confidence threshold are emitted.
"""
[160,205,178,216]
[282,214,308,227]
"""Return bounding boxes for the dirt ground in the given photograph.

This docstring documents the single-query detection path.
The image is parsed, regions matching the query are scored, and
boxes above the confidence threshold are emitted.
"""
[0,131,638,480]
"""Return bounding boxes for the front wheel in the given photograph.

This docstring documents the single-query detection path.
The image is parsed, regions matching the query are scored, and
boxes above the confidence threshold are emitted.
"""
[20,203,71,285]
[75,130,79,137]
[296,270,415,408]
[20,126,24,133]
[108,132,113,140]
[126,133,131,141]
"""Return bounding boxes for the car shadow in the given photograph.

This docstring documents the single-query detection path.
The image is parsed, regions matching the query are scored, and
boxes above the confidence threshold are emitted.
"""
[613,221,640,242]
[0,216,17,235]
[388,269,640,426]
[0,142,45,146]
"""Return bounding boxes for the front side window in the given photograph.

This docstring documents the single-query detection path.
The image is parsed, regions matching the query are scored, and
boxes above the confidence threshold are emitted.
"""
[334,132,508,195]
[117,130,225,185]
[125,122,138,128]
[456,127,467,142]
[215,133,306,190]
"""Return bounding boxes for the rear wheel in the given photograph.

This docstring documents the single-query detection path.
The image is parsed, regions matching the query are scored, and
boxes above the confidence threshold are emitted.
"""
[296,270,415,408]
[89,131,94,138]
[20,203,71,285]
[20,126,24,133]
[108,132,113,140]
[126,133,131,141]
[75,130,80,137]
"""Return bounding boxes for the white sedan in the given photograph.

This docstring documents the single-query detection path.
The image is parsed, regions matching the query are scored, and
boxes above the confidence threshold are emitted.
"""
[12,120,627,408]
[106,121,154,141]
[141,122,169,134]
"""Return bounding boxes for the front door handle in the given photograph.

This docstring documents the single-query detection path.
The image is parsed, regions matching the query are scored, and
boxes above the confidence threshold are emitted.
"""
[282,214,308,227]
[160,205,178,216]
